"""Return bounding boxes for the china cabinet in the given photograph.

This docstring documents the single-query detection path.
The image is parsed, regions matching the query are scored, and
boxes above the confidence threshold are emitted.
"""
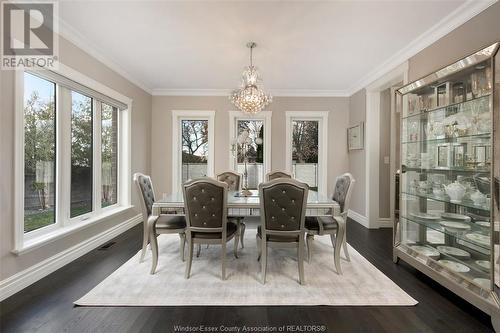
[394,42,500,324]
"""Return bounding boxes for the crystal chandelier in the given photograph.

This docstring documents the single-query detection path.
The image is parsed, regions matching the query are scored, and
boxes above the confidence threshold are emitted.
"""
[230,42,272,114]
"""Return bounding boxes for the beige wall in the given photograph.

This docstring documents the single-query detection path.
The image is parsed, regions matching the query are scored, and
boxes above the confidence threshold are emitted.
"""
[408,2,500,82]
[151,96,350,197]
[0,36,152,280]
[347,89,366,216]
[379,88,391,218]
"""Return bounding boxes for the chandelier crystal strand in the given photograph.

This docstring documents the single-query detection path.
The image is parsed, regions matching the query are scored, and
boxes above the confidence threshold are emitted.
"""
[230,42,272,114]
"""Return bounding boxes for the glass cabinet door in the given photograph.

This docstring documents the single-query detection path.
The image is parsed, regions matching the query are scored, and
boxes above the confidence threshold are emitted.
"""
[398,51,495,292]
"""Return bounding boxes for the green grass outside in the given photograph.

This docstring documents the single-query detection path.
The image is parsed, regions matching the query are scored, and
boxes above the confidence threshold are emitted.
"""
[24,206,92,233]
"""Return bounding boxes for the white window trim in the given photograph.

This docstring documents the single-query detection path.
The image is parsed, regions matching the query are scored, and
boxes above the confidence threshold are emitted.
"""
[228,110,272,177]
[285,111,329,195]
[171,110,215,194]
[14,63,133,255]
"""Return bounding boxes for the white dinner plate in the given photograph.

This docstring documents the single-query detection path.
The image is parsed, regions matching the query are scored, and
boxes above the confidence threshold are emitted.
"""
[473,278,491,290]
[476,221,490,228]
[438,260,470,273]
[441,212,471,222]
[465,233,490,247]
[436,246,471,259]
[410,212,441,220]
[475,260,491,271]
[410,246,440,260]
[439,221,471,231]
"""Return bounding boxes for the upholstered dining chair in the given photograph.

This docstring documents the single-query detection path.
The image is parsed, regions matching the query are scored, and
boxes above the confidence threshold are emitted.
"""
[265,170,292,181]
[305,173,355,275]
[133,173,187,274]
[257,178,308,285]
[183,177,239,280]
[217,171,246,248]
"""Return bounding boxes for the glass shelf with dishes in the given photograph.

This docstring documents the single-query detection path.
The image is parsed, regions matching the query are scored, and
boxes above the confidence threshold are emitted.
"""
[395,42,500,317]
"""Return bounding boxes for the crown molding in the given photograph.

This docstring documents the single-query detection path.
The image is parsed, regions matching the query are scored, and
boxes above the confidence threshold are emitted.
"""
[152,88,350,97]
[56,17,153,95]
[347,0,497,95]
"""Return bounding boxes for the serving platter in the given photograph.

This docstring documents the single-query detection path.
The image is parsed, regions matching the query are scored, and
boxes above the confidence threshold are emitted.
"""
[473,278,491,290]
[441,212,471,222]
[410,245,440,260]
[439,221,471,231]
[465,233,490,247]
[436,246,471,259]
[475,260,491,271]
[438,260,470,273]
[410,212,441,220]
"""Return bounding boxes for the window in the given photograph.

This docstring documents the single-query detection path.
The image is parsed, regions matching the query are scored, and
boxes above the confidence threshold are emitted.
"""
[286,111,328,194]
[16,67,131,251]
[292,120,319,191]
[70,91,93,218]
[23,73,56,233]
[101,103,118,207]
[229,111,271,189]
[172,111,215,193]
[181,119,209,183]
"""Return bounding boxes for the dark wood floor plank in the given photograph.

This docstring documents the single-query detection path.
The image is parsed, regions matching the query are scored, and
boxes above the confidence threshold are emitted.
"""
[0,219,494,333]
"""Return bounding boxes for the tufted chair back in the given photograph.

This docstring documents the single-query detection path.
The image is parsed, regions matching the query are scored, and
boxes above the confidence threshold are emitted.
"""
[183,177,228,230]
[332,173,355,217]
[259,178,308,232]
[266,170,292,182]
[134,173,156,221]
[217,171,241,191]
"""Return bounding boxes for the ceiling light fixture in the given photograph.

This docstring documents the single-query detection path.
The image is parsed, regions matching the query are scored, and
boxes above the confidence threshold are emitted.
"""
[230,42,272,114]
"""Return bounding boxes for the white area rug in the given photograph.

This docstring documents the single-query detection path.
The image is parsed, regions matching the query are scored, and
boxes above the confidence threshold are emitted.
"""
[76,229,417,306]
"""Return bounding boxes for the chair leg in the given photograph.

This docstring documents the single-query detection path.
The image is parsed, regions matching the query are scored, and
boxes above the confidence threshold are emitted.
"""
[221,242,227,280]
[179,233,186,262]
[331,229,344,275]
[261,241,267,284]
[298,238,305,285]
[149,225,159,275]
[234,233,239,259]
[185,240,194,279]
[306,234,313,263]
[256,234,261,261]
[196,244,201,257]
[343,236,350,262]
[140,221,149,262]
[240,221,246,249]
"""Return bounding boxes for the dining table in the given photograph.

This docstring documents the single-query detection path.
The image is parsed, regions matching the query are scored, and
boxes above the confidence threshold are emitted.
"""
[152,189,345,243]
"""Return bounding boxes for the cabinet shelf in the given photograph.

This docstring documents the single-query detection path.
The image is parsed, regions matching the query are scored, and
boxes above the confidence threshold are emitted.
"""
[400,215,490,251]
[402,191,490,212]
[404,166,490,176]
[401,132,491,145]
[402,94,491,121]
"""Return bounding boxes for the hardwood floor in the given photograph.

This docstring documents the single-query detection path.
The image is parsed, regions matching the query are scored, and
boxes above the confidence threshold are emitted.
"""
[0,219,493,333]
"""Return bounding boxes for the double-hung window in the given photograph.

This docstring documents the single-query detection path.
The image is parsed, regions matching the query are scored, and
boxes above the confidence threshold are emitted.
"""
[171,110,215,193]
[228,111,272,189]
[285,111,329,194]
[16,68,131,252]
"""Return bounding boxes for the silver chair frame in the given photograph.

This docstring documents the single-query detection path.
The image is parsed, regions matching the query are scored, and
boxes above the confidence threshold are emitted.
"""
[265,170,293,181]
[183,177,238,280]
[257,178,309,285]
[133,173,186,275]
[217,171,246,249]
[305,173,355,274]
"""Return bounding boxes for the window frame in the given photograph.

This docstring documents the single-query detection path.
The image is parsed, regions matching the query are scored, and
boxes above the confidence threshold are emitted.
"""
[285,111,329,195]
[14,64,133,254]
[228,111,272,184]
[171,110,215,193]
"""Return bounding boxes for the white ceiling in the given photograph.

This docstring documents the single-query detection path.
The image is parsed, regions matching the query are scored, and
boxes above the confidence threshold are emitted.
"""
[58,0,492,95]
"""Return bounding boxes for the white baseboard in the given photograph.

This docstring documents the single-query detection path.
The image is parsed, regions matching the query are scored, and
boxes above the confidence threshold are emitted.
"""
[0,214,141,302]
[378,218,393,228]
[347,209,369,228]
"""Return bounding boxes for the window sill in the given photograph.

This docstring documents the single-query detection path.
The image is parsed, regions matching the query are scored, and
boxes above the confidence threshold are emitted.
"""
[12,205,134,255]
